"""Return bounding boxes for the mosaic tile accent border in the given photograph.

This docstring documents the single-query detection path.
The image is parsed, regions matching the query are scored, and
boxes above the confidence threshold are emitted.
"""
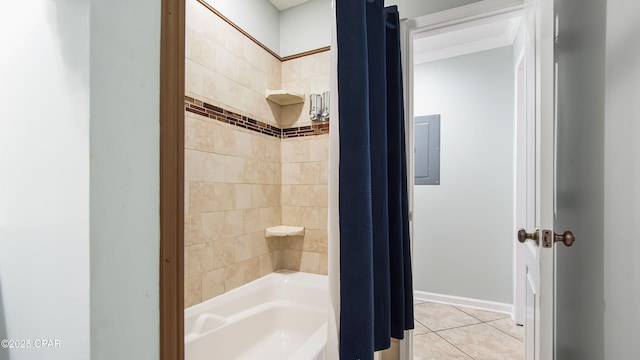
[185,96,329,139]
[282,122,329,138]
[185,96,282,138]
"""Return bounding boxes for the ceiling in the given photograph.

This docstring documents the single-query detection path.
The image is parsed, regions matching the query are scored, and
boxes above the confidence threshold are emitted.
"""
[414,15,522,65]
[268,0,312,11]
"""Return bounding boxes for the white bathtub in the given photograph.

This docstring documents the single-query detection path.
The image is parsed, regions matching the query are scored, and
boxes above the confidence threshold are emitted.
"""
[185,270,328,360]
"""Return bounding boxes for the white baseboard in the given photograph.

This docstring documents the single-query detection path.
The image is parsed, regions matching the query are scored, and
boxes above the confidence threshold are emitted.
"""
[414,290,514,318]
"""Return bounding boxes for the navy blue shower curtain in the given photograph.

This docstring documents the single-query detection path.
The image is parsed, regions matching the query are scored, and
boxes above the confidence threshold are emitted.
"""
[336,1,414,358]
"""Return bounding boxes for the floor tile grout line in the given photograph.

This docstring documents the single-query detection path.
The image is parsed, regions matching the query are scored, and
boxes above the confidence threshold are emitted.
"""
[442,304,510,324]
[484,319,525,343]
[415,303,488,330]
[427,320,483,333]
[455,308,510,323]
[429,323,524,359]
[414,319,433,333]
[433,331,476,359]
[414,301,523,359]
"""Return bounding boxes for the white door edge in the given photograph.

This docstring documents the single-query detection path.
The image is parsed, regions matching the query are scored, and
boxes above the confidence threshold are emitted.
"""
[534,0,555,358]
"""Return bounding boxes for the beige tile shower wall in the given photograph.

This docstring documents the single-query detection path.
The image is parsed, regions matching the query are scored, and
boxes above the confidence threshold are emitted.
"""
[279,54,331,274]
[184,0,284,308]
[184,112,283,308]
[280,51,331,128]
[184,0,333,308]
[185,0,282,127]
[280,135,330,275]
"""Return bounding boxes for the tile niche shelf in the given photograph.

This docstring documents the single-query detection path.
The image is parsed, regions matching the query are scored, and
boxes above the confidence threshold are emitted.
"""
[265,89,305,106]
[265,225,305,238]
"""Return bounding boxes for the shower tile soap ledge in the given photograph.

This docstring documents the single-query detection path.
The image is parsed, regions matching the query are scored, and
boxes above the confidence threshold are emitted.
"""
[265,225,305,237]
[265,90,305,106]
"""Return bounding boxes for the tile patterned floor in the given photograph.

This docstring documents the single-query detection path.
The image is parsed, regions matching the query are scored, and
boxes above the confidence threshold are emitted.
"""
[413,301,524,360]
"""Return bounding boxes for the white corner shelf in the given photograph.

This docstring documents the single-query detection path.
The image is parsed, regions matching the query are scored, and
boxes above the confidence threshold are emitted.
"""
[265,89,305,106]
[265,225,305,238]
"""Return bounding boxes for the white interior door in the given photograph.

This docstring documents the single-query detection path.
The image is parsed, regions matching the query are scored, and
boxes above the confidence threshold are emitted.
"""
[513,7,534,328]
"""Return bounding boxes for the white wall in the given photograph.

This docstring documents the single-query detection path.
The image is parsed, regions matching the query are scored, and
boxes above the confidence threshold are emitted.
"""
[0,0,161,359]
[280,0,332,57]
[206,0,281,53]
[0,1,90,359]
[89,0,161,359]
[413,46,515,303]
[604,0,640,357]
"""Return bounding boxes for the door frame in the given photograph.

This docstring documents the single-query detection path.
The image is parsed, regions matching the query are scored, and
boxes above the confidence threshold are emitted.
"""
[399,0,527,358]
[158,0,542,359]
[159,0,185,359]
